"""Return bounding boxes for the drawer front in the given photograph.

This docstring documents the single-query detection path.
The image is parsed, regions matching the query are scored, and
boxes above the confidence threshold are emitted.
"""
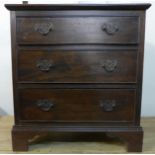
[18,50,137,83]
[19,89,136,123]
[17,17,139,44]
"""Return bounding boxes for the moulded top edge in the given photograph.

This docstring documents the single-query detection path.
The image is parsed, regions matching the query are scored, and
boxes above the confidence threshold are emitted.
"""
[5,3,151,11]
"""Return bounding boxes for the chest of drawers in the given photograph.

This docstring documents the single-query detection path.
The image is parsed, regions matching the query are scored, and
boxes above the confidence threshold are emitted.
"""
[5,3,151,152]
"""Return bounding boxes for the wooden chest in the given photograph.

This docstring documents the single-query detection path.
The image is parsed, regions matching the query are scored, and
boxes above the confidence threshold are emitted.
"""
[5,3,151,152]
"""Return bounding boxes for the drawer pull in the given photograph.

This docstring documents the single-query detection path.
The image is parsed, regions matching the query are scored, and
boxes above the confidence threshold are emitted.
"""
[102,23,119,35]
[102,59,117,72]
[34,23,53,36]
[99,100,116,112]
[36,99,55,112]
[36,59,53,72]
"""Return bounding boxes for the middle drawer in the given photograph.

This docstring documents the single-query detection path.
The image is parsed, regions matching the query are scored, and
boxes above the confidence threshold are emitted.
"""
[18,50,137,83]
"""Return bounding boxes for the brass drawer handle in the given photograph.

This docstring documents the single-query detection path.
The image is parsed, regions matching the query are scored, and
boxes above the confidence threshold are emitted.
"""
[36,99,55,112]
[99,100,116,112]
[36,59,53,72]
[34,22,53,36]
[102,23,119,35]
[102,59,117,72]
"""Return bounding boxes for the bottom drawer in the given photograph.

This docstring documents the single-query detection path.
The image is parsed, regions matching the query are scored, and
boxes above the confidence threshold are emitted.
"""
[19,89,136,123]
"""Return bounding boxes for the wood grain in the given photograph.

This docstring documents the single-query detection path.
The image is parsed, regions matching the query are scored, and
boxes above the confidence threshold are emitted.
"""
[19,89,136,123]
[18,50,137,83]
[17,17,139,45]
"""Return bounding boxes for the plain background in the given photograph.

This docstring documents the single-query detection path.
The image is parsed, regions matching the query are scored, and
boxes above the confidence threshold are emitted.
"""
[0,0,154,116]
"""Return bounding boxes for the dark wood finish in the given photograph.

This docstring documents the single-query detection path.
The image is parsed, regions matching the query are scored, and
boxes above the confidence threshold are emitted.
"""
[15,10,143,18]
[18,50,137,83]
[5,3,151,152]
[5,3,151,11]
[12,125,143,152]
[19,89,136,122]
[136,12,146,125]
[17,17,139,44]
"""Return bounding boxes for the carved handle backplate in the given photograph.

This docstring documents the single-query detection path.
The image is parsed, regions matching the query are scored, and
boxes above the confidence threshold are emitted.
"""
[102,59,117,72]
[36,59,53,72]
[99,100,116,112]
[102,23,119,35]
[36,99,55,112]
[34,23,53,36]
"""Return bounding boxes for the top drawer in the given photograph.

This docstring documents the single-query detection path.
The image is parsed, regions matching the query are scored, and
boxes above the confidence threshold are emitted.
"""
[17,17,139,45]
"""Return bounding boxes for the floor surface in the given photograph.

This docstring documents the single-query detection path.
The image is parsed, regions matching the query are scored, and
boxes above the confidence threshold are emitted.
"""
[0,116,155,153]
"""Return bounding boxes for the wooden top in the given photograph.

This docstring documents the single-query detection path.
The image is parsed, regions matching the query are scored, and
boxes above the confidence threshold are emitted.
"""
[5,3,151,11]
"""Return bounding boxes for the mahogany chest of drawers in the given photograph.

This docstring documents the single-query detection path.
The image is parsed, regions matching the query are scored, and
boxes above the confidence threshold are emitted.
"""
[5,3,151,152]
